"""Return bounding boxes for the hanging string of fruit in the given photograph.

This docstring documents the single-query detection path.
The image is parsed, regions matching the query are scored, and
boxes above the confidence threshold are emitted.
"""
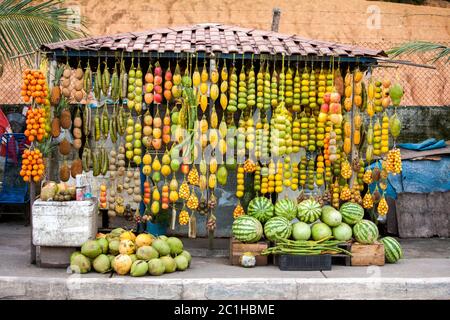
[153,61,163,106]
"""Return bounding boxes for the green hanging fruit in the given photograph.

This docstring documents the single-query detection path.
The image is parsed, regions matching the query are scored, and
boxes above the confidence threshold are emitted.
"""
[390,83,404,106]
[390,112,401,139]
[217,165,228,185]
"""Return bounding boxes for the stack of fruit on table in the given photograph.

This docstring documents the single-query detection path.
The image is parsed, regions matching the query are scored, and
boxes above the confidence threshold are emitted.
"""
[232,197,403,263]
[70,228,192,276]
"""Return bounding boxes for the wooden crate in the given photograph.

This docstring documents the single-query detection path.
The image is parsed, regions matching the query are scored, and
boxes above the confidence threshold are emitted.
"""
[351,242,385,266]
[229,238,269,266]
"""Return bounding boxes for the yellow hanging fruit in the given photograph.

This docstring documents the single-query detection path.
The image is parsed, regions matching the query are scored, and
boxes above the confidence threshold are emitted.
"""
[152,156,161,171]
[341,160,352,179]
[152,188,161,201]
[208,174,217,189]
[210,84,219,101]
[187,192,199,210]
[179,181,190,200]
[201,64,208,82]
[362,191,374,209]
[142,153,152,165]
[192,66,201,87]
[187,166,199,186]
[210,106,218,129]
[233,203,245,219]
[179,209,189,225]
[340,185,352,201]
[220,93,228,110]
[211,69,219,83]
[209,158,218,174]
[378,196,389,216]
[363,169,373,184]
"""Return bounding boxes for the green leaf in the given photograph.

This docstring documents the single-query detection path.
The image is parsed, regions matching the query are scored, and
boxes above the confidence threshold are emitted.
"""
[387,41,449,64]
[0,0,88,66]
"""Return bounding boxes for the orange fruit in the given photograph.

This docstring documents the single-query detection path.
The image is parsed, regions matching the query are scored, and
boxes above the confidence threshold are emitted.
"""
[23,176,30,182]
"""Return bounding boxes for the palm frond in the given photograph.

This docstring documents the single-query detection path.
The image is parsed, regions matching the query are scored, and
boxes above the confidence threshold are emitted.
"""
[0,0,88,66]
[387,41,450,64]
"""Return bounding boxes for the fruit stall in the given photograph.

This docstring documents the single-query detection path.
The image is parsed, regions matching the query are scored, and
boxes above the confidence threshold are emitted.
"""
[19,23,407,275]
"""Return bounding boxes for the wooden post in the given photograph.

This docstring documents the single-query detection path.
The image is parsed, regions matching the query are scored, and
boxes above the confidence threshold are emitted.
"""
[271,8,282,32]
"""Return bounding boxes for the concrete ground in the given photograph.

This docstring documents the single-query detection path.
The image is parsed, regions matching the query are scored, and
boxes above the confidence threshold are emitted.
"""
[0,216,449,300]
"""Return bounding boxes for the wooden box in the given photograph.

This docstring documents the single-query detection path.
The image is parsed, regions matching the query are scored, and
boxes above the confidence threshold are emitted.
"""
[351,242,385,266]
[229,238,269,266]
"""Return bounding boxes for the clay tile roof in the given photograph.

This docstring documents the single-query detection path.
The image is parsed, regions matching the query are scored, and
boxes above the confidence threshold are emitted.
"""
[41,23,386,58]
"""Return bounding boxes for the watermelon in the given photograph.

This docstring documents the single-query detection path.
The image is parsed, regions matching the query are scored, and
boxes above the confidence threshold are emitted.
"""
[232,215,263,243]
[274,198,297,221]
[353,219,379,244]
[321,205,342,227]
[248,197,274,223]
[297,198,321,223]
[332,223,352,241]
[380,237,403,263]
[264,216,292,241]
[340,202,364,225]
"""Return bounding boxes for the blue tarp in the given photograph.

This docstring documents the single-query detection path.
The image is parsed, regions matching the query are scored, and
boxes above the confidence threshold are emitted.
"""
[398,138,446,151]
[367,139,450,199]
